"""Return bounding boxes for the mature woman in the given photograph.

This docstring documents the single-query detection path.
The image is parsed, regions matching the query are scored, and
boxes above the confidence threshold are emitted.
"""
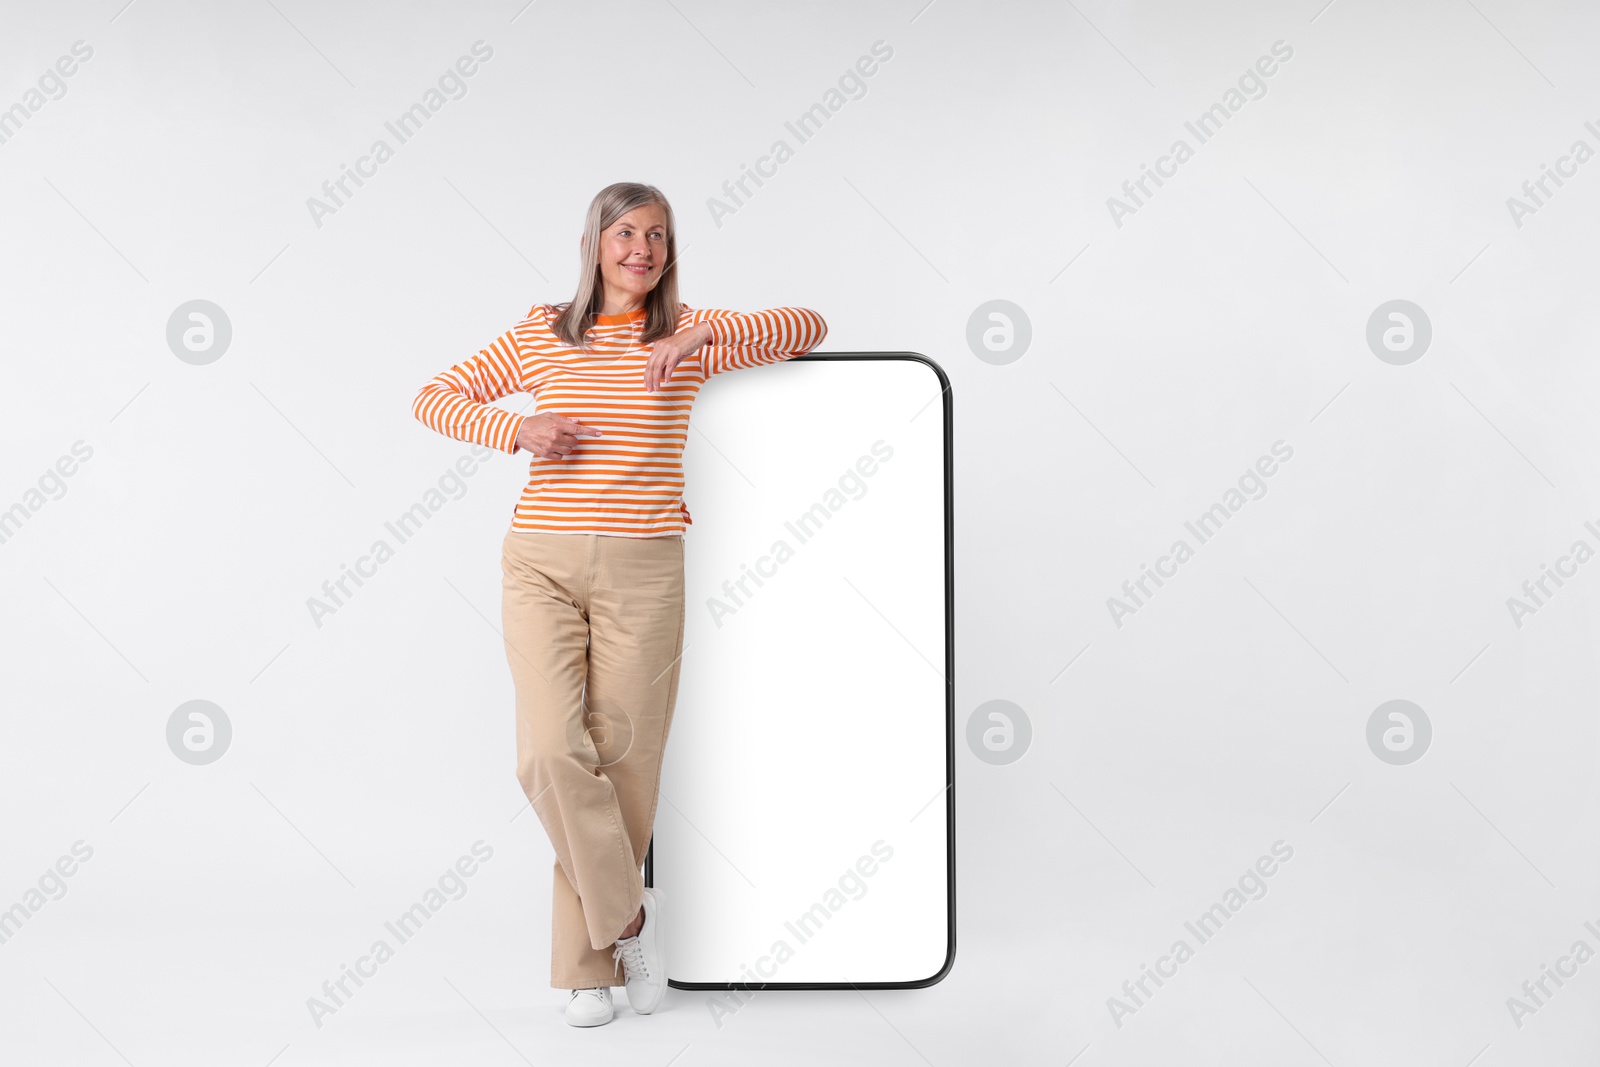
[411,182,827,1026]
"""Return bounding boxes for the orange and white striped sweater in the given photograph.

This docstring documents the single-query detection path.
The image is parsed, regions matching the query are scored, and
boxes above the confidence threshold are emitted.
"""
[412,303,827,537]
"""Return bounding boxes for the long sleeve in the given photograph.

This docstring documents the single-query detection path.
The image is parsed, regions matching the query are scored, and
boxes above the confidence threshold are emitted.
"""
[695,307,827,376]
[411,322,529,454]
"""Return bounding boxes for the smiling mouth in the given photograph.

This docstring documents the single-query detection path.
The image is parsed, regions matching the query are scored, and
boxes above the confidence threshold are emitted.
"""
[622,263,651,274]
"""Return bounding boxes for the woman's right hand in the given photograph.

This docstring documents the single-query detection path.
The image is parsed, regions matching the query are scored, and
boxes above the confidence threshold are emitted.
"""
[514,413,603,459]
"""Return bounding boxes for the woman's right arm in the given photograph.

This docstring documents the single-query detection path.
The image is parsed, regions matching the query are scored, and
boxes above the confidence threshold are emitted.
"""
[411,312,534,454]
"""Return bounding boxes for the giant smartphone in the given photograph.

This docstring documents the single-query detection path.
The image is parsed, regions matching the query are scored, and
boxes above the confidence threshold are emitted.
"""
[645,352,954,989]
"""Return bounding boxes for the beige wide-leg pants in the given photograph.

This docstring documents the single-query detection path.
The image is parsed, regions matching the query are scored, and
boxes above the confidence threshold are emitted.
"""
[500,528,686,989]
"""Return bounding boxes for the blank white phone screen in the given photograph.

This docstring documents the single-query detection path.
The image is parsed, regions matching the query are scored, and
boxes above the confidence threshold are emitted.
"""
[650,353,953,987]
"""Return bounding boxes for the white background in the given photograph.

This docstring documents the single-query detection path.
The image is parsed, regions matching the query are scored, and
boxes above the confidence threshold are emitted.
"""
[1,1,1597,1065]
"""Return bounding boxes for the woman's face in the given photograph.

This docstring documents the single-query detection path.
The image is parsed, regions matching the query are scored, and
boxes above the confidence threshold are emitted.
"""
[596,204,668,307]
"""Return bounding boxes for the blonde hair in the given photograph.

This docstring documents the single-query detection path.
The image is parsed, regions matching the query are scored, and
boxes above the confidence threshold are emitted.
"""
[548,182,682,351]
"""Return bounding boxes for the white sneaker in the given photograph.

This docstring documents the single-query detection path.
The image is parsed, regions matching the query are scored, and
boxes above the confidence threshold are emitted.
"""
[565,986,613,1027]
[612,886,667,1014]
